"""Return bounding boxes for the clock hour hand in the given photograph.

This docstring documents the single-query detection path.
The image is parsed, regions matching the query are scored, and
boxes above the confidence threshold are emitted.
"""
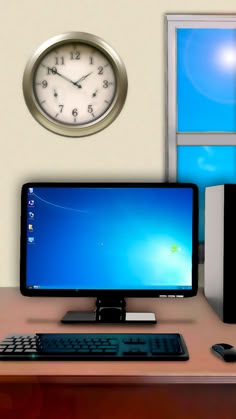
[75,72,93,86]
[41,64,82,88]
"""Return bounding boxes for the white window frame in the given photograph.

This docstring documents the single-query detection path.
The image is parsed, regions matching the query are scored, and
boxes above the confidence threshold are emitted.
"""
[165,14,236,181]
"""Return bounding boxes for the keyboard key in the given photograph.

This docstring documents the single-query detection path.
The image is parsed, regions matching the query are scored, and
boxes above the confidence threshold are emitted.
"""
[99,346,116,350]
[104,349,117,354]
[108,340,117,345]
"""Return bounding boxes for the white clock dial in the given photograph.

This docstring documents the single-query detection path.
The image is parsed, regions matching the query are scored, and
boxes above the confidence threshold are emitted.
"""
[23,33,128,137]
[34,44,116,125]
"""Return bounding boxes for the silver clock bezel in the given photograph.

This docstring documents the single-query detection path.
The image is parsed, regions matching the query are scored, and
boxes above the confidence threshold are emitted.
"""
[23,32,128,137]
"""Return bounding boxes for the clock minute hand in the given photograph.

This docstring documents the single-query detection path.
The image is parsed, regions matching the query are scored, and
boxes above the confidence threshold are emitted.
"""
[75,72,93,85]
[41,64,81,87]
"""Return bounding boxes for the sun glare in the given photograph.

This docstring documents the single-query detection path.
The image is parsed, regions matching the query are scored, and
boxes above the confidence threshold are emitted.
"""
[217,46,236,69]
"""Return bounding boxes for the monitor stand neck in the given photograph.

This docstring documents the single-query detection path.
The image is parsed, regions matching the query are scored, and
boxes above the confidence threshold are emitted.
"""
[96,297,126,322]
[61,296,156,324]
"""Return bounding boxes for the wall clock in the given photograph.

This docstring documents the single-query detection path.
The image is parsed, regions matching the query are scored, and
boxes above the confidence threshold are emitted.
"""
[23,32,128,137]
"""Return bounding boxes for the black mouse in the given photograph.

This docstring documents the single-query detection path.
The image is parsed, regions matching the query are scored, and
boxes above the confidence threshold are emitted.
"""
[211,343,236,362]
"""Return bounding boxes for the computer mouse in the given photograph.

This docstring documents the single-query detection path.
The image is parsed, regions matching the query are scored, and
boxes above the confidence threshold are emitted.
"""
[211,343,236,362]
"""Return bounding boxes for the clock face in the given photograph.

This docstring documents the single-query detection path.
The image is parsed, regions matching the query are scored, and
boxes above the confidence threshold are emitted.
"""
[23,33,128,137]
[34,43,116,125]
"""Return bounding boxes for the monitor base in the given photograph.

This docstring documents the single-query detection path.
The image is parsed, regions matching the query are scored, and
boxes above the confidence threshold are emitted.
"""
[61,297,157,324]
[61,311,156,324]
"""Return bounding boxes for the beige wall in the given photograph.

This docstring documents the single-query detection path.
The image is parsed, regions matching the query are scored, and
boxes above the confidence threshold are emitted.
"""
[0,1,235,286]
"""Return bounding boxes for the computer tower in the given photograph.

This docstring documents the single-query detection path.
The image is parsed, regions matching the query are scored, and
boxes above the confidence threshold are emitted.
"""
[204,184,236,323]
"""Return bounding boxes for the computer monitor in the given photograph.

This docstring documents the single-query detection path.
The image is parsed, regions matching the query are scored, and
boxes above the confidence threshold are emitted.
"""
[20,182,198,324]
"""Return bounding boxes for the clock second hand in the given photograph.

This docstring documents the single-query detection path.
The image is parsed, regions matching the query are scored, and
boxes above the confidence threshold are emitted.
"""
[41,64,82,88]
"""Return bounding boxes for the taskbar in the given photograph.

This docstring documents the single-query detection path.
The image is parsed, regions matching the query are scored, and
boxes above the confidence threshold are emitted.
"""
[26,285,192,290]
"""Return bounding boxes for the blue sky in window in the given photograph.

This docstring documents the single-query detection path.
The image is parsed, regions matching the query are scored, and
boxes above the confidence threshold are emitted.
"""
[177,146,236,241]
[177,29,236,132]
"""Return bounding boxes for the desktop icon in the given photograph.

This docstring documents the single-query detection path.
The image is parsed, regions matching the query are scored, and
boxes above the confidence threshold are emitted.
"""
[28,188,34,194]
[28,237,35,243]
[28,212,34,219]
[28,200,34,206]
[28,224,33,231]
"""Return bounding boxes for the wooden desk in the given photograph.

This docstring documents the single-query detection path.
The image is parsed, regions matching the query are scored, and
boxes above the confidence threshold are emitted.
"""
[0,288,236,418]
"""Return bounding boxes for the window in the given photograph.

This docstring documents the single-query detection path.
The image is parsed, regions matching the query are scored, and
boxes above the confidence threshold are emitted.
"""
[166,15,236,260]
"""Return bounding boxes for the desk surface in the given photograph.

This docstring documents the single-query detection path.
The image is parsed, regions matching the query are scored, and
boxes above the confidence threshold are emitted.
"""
[0,287,236,384]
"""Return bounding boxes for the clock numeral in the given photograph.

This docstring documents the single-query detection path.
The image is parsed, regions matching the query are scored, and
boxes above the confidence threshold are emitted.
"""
[55,56,65,65]
[59,105,64,113]
[88,105,93,114]
[70,52,80,60]
[90,56,93,65]
[98,66,103,75]
[72,108,78,117]
[103,80,109,88]
[42,80,48,88]
[48,67,57,75]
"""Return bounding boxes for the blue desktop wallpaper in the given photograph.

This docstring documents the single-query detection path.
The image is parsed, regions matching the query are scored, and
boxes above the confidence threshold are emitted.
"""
[177,29,236,132]
[26,187,193,290]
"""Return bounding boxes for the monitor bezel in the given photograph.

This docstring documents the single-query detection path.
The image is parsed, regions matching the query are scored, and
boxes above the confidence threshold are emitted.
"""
[20,182,198,298]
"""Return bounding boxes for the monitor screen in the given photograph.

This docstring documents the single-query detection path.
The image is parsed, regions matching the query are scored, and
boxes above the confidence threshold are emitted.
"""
[20,183,198,297]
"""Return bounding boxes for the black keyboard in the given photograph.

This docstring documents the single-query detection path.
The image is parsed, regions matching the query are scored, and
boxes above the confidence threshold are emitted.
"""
[0,333,189,361]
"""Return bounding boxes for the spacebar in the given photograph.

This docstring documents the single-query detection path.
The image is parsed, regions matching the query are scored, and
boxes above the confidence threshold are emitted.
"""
[39,348,117,354]
[39,348,78,353]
